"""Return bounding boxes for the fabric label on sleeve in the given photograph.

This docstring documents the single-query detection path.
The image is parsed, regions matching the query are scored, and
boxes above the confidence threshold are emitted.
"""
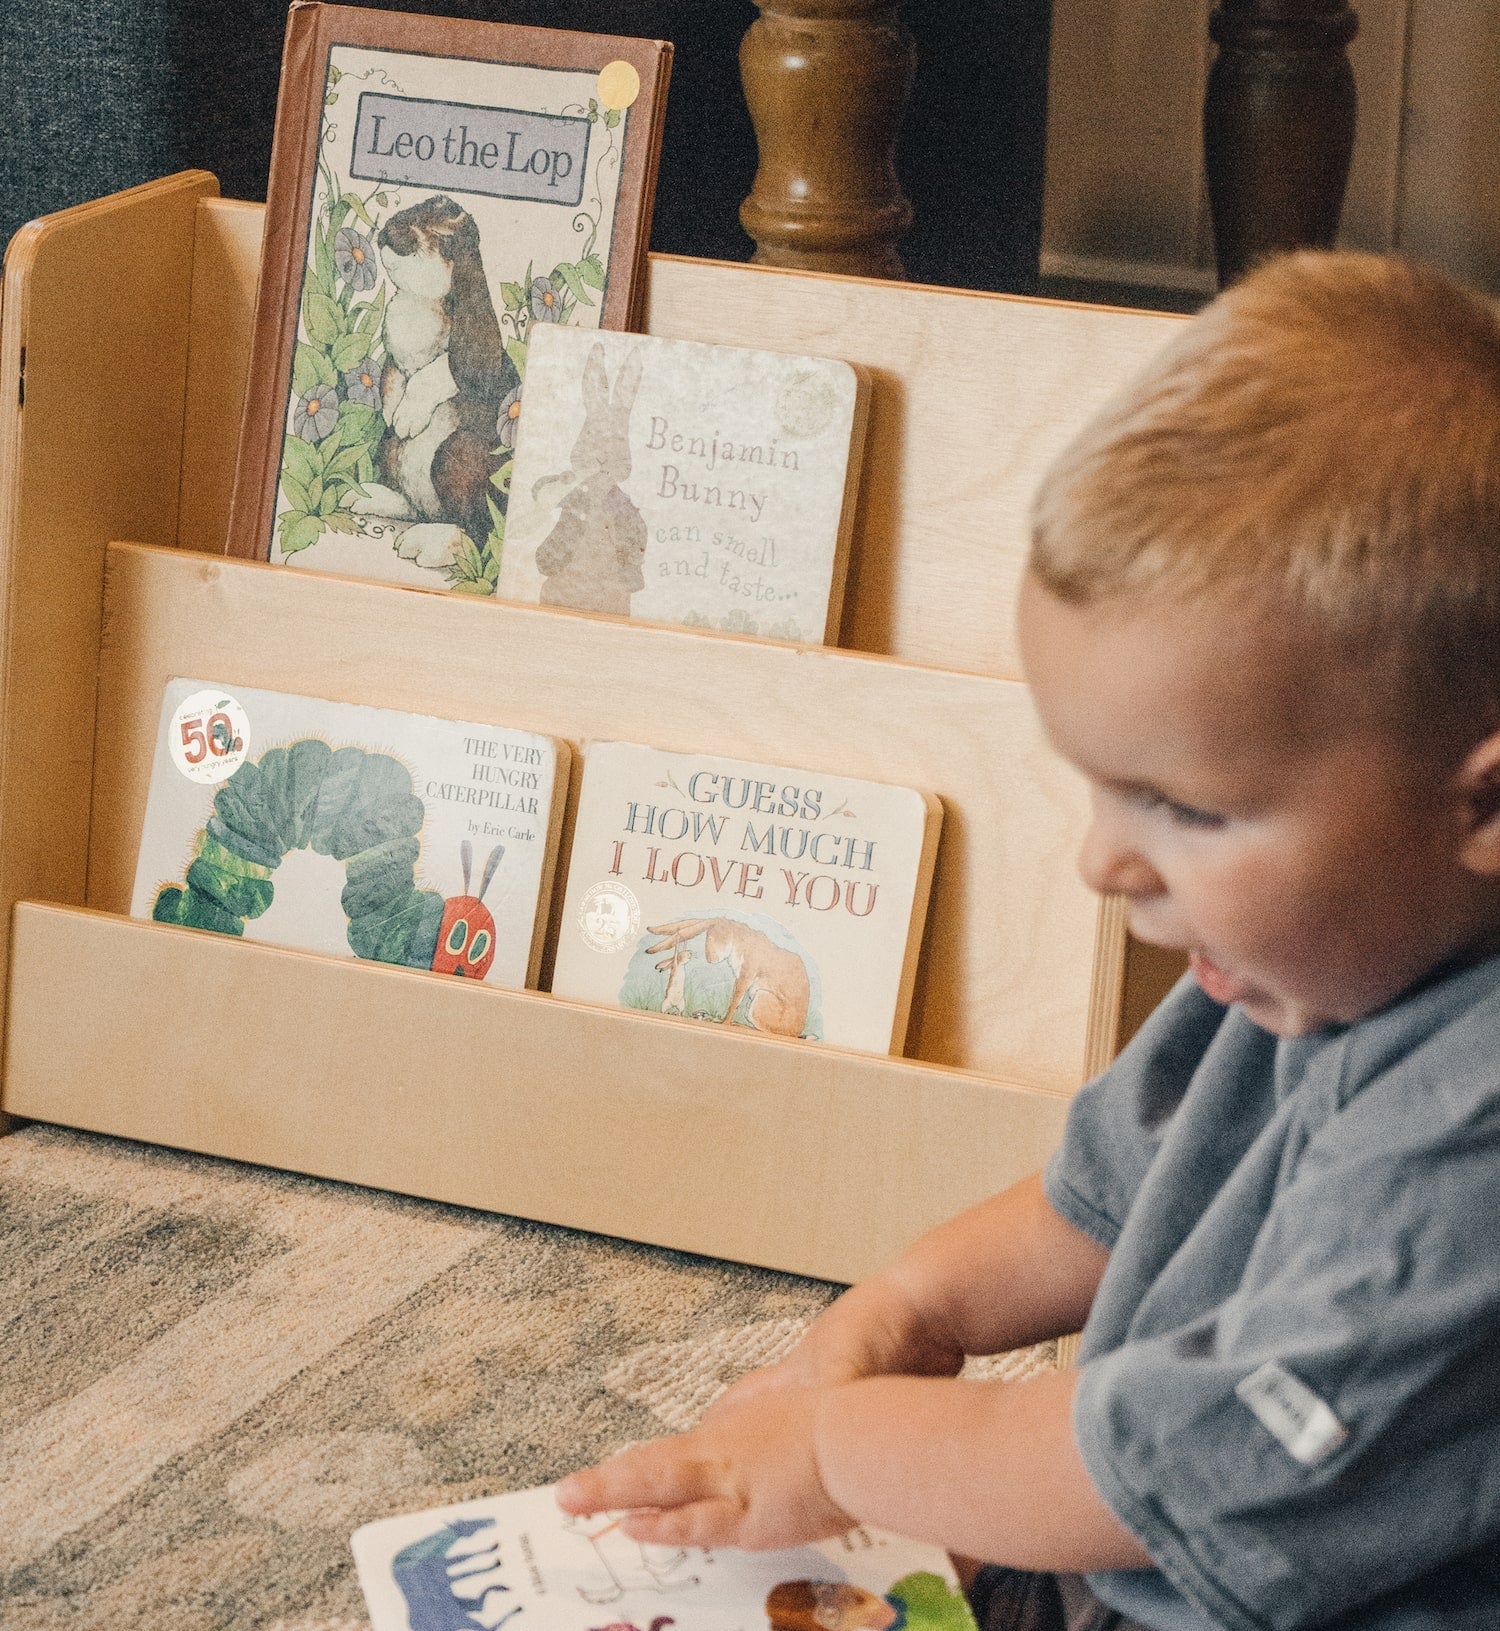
[1235,1360,1348,1465]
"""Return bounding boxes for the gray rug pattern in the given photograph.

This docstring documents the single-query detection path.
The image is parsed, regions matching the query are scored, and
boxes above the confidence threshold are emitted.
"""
[0,1123,1054,1630]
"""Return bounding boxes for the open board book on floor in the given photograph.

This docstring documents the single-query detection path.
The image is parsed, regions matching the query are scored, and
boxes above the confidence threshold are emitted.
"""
[131,679,568,989]
[226,2,671,594]
[352,1485,978,1631]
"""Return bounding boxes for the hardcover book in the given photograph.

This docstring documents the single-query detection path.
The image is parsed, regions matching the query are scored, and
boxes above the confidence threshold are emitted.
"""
[351,1484,977,1631]
[551,742,942,1054]
[132,679,569,989]
[496,325,869,642]
[225,2,671,597]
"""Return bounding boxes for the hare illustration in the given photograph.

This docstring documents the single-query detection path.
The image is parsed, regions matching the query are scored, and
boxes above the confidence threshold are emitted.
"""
[643,917,811,1039]
[656,935,692,1017]
[531,343,647,615]
[350,194,518,571]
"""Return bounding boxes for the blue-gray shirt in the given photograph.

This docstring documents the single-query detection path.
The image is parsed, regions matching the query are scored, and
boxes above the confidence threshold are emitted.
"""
[1046,956,1500,1631]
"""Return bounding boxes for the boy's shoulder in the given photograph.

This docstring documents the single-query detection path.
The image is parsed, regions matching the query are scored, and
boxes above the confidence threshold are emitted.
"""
[1051,950,1500,1253]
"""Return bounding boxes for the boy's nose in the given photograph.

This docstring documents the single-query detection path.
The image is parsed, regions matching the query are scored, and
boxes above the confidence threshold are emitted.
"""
[1078,819,1164,900]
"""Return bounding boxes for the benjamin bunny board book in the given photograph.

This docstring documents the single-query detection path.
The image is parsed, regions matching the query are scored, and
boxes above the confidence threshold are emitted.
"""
[351,1483,978,1631]
[495,325,870,641]
[132,680,569,989]
[225,2,671,596]
[550,742,942,1054]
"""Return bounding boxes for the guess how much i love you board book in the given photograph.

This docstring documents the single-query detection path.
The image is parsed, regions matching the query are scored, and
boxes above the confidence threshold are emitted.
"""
[496,326,869,642]
[551,742,942,1054]
[131,680,568,989]
[226,2,671,595]
[351,1483,978,1631]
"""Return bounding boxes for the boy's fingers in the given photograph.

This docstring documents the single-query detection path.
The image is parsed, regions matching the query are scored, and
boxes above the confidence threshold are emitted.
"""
[556,1443,725,1516]
[553,1466,610,1515]
[620,1497,743,1549]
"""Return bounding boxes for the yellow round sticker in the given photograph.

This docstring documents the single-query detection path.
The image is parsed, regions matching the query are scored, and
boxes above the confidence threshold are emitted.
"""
[597,60,641,112]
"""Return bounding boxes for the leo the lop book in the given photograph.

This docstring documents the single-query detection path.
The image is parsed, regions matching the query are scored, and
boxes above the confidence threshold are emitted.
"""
[225,2,671,596]
[550,742,942,1054]
[496,326,869,642]
[351,1483,978,1631]
[131,680,569,989]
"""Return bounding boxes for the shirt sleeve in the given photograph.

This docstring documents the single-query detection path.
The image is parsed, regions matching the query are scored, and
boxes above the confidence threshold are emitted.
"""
[1044,975,1229,1250]
[1072,1045,1500,1631]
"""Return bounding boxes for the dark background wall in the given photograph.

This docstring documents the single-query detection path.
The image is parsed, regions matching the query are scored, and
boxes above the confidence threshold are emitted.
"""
[0,1,1051,294]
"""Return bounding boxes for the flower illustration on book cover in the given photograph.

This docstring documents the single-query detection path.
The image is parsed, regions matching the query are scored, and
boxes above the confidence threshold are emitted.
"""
[273,45,633,594]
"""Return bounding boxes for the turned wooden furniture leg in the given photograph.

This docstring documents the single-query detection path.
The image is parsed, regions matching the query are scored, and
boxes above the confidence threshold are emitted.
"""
[1204,0,1359,286]
[739,0,915,278]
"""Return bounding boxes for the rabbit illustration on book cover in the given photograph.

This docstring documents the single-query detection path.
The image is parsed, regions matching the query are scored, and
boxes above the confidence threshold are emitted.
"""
[641,915,813,1039]
[528,343,648,615]
[352,193,519,570]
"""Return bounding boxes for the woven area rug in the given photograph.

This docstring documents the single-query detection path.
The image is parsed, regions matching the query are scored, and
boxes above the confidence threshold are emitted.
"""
[0,1123,1055,1630]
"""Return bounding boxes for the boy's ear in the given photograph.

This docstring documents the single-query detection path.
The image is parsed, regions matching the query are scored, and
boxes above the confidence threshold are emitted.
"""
[1457,728,1500,874]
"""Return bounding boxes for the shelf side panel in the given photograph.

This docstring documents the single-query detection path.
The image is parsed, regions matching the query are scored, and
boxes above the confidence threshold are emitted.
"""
[4,903,1071,1283]
[0,170,218,1074]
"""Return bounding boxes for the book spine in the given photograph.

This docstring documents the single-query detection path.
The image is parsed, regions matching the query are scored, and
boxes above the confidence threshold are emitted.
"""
[630,45,674,333]
[223,2,328,561]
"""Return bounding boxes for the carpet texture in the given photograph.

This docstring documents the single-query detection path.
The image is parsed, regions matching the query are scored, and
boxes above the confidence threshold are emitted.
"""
[0,1123,1056,1630]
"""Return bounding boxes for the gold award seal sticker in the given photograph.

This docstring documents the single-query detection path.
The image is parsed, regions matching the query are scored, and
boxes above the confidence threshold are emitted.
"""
[597,60,641,112]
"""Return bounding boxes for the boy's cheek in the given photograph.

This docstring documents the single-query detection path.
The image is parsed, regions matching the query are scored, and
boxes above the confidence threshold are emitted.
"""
[1122,897,1194,950]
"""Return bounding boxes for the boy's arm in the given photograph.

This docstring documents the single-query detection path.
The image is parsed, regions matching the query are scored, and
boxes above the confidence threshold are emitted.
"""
[731,1173,1111,1401]
[556,1363,1153,1571]
[879,1171,1111,1356]
[556,1176,1141,1564]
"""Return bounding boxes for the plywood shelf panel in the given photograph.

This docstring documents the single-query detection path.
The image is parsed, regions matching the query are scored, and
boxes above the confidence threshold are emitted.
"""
[174,198,1184,676]
[91,540,1107,1094]
[4,902,1071,1282]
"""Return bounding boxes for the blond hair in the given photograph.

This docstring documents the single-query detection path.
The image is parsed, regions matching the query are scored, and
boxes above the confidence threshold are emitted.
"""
[1029,251,1500,738]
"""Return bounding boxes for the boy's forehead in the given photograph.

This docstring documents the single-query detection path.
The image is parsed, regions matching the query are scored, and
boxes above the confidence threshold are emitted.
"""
[1017,574,1372,786]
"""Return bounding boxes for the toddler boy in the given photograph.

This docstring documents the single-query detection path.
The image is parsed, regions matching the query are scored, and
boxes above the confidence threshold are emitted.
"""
[558,252,1500,1631]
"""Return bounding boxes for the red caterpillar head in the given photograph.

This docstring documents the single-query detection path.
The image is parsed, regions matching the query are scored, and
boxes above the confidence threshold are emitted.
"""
[433,839,502,978]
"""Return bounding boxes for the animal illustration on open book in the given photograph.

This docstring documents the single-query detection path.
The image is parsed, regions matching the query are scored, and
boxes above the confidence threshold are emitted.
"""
[561,1512,700,1605]
[151,739,503,977]
[351,193,520,571]
[640,916,813,1038]
[389,1516,521,1631]
[528,342,648,615]
[766,1582,898,1631]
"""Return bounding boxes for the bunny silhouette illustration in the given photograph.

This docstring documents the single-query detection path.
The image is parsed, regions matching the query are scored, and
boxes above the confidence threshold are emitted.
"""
[532,344,647,615]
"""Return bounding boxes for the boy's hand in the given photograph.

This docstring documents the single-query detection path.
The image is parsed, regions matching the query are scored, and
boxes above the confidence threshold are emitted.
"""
[718,1277,964,1416]
[555,1386,855,1551]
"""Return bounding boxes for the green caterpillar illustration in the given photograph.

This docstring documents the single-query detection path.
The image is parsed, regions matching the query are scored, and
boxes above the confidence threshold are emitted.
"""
[153,738,502,978]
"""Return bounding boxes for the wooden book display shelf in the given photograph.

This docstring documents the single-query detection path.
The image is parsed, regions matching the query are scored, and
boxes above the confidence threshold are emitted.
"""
[0,172,1183,1284]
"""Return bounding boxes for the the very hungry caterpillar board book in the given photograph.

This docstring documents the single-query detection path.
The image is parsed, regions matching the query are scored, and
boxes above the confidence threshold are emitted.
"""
[226,2,671,596]
[132,679,568,989]
[496,326,869,642]
[550,742,942,1054]
[351,1483,977,1631]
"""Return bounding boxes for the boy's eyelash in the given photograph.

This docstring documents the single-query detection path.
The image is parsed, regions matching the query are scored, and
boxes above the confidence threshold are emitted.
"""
[1133,789,1225,829]
[1165,801,1225,829]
